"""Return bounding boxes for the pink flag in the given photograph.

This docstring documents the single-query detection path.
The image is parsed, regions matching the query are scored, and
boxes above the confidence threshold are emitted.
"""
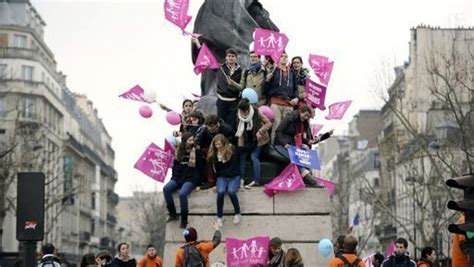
[325,100,352,120]
[194,43,220,74]
[363,253,375,267]
[226,236,270,267]
[263,164,305,197]
[119,85,151,103]
[133,143,173,183]
[164,0,192,31]
[310,123,324,136]
[254,28,289,64]
[308,54,334,85]
[305,78,327,110]
[385,240,396,257]
[315,177,336,195]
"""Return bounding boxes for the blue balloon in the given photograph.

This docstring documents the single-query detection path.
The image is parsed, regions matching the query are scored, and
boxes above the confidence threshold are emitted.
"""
[242,88,258,104]
[318,238,334,258]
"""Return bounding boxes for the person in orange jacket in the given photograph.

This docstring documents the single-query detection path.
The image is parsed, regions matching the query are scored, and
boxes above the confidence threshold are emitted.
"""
[417,247,436,267]
[328,235,365,267]
[137,244,162,267]
[174,222,221,267]
[452,214,470,267]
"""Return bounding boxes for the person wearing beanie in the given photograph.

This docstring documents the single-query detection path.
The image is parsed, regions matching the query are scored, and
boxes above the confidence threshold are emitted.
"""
[137,244,163,267]
[174,222,222,267]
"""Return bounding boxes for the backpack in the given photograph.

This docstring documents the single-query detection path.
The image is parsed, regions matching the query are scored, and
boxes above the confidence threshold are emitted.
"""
[183,243,205,267]
[38,260,59,267]
[337,255,362,267]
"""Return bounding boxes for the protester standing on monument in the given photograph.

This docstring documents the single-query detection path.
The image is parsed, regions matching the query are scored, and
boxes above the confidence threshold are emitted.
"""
[264,52,298,143]
[216,48,242,131]
[163,132,201,229]
[159,99,194,135]
[207,134,242,226]
[112,242,137,267]
[235,98,272,188]
[290,56,310,108]
[238,51,267,106]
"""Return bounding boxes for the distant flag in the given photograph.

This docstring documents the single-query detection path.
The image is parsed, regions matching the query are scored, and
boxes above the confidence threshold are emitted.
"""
[348,212,360,233]
[385,240,396,257]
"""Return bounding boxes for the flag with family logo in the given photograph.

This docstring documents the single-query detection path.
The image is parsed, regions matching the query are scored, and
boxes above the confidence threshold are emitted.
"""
[134,143,173,183]
[325,100,352,120]
[164,0,192,31]
[305,78,327,110]
[308,54,334,85]
[194,43,220,74]
[264,164,305,197]
[119,85,151,103]
[226,236,270,267]
[253,28,289,64]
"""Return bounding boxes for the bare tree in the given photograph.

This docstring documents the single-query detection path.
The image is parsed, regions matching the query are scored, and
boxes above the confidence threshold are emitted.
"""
[132,191,166,256]
[370,29,473,256]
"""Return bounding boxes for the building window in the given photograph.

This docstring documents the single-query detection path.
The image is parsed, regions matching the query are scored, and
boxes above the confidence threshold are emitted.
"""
[21,65,34,81]
[22,97,35,118]
[0,64,7,79]
[13,34,27,48]
[0,97,6,117]
[91,192,96,210]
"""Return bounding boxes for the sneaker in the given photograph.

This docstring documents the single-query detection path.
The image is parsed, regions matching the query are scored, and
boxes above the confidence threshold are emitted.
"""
[179,221,187,229]
[240,180,245,188]
[200,183,213,190]
[244,181,258,189]
[217,218,224,227]
[166,214,179,223]
[233,214,241,224]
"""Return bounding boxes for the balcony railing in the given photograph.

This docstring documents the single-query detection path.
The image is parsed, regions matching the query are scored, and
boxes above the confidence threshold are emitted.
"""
[0,47,59,81]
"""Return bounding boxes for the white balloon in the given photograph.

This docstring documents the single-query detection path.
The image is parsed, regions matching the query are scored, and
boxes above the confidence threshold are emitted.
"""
[248,41,254,51]
[143,90,157,102]
[252,30,256,39]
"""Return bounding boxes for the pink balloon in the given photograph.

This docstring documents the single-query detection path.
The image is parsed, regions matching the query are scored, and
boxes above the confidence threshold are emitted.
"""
[139,105,153,118]
[258,105,275,122]
[166,111,181,125]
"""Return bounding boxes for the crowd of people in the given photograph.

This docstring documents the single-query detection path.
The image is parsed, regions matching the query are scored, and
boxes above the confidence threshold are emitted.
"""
[161,45,334,229]
[34,233,448,267]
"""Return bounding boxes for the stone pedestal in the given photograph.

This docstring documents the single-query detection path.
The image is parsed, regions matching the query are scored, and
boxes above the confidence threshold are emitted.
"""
[163,188,333,266]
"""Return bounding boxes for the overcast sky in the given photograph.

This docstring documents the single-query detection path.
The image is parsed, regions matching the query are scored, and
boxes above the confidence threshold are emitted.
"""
[31,0,473,197]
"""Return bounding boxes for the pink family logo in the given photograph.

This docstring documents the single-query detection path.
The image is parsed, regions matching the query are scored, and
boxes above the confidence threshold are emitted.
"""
[134,143,173,183]
[264,164,305,197]
[226,236,270,267]
[24,221,37,230]
[164,0,192,31]
[253,28,289,64]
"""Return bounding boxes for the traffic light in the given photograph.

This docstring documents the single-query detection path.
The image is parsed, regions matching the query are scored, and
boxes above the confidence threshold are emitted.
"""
[446,173,474,235]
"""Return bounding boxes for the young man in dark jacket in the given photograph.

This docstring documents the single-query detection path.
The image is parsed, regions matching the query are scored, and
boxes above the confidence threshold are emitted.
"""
[274,105,332,187]
[381,238,416,267]
[194,114,234,189]
[38,243,61,267]
[216,48,242,131]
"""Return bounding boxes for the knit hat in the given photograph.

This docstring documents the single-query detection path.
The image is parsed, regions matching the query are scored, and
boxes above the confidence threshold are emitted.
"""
[146,244,155,250]
[183,227,198,242]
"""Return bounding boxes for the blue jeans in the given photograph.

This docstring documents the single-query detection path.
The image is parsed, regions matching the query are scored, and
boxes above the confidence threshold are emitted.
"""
[239,145,261,183]
[216,176,241,218]
[163,180,195,221]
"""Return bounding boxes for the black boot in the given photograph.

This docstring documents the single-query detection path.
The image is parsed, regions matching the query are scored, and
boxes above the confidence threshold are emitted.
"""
[166,204,179,223]
[303,174,323,188]
[179,210,188,229]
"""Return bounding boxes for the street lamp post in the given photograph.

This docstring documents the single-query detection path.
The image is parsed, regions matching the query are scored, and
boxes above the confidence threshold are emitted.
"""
[405,176,417,260]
